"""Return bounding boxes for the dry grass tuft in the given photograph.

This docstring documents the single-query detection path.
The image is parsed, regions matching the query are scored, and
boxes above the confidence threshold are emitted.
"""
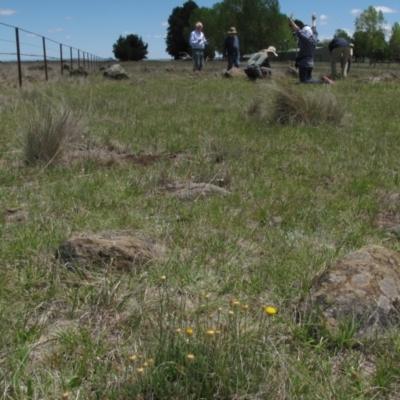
[19,101,84,167]
[270,81,345,126]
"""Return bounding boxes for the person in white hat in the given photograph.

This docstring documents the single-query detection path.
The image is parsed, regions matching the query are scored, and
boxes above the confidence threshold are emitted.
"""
[223,27,240,71]
[244,46,278,80]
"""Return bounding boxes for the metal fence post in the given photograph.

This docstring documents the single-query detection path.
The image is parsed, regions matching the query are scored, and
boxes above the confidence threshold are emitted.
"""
[15,27,22,88]
[78,50,80,68]
[70,47,73,69]
[42,36,48,81]
[60,44,63,75]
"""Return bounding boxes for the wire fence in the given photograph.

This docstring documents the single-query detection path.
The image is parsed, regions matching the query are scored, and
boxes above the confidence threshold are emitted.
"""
[0,21,109,87]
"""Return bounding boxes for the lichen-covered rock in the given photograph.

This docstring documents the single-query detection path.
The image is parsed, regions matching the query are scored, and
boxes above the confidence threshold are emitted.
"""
[223,67,245,78]
[103,64,129,80]
[56,232,156,271]
[298,245,400,333]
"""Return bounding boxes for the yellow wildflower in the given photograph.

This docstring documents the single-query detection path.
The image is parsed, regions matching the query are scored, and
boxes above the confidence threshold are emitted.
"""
[185,327,194,336]
[186,354,195,362]
[264,306,277,316]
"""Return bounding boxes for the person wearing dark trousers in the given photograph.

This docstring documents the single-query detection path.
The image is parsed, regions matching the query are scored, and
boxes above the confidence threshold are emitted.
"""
[244,46,278,80]
[189,22,209,72]
[223,27,240,71]
[289,13,333,84]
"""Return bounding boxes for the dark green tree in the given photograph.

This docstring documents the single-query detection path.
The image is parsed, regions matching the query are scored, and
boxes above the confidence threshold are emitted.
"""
[389,22,400,59]
[354,6,388,62]
[334,29,353,43]
[212,0,294,57]
[166,0,198,59]
[112,34,148,61]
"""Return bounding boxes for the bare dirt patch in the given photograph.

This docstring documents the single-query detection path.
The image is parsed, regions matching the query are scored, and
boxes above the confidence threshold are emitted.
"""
[56,231,162,272]
[160,181,231,201]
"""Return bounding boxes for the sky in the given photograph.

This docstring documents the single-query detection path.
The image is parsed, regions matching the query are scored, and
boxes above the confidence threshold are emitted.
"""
[0,0,398,61]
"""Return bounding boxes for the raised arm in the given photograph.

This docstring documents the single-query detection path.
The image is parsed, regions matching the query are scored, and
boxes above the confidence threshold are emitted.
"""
[311,13,316,27]
[289,12,299,32]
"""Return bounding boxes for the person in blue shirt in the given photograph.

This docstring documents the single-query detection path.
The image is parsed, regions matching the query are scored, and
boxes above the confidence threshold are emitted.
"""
[189,22,209,72]
[223,27,240,71]
[289,13,333,84]
[329,37,352,78]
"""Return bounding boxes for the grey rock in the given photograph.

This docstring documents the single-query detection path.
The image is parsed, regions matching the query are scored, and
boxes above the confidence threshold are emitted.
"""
[56,233,156,271]
[103,64,129,80]
[298,245,400,334]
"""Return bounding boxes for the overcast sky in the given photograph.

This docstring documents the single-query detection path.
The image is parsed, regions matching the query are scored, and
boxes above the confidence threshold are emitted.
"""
[0,0,398,61]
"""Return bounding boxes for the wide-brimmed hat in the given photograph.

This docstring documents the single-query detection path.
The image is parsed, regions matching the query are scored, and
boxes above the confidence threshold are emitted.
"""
[227,27,237,34]
[261,46,278,57]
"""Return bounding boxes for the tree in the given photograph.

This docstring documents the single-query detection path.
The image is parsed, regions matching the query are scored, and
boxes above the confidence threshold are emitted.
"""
[389,22,400,59]
[354,6,388,62]
[212,0,294,57]
[334,29,353,43]
[112,34,148,61]
[166,0,198,59]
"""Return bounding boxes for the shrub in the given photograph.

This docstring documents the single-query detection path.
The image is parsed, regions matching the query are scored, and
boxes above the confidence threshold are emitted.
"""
[19,101,83,167]
[270,82,345,126]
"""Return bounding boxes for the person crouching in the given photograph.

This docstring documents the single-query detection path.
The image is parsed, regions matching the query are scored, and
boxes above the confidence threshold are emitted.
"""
[244,46,278,80]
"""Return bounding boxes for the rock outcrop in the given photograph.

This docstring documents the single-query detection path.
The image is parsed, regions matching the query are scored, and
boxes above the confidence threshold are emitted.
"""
[103,64,129,80]
[56,232,157,271]
[298,245,400,334]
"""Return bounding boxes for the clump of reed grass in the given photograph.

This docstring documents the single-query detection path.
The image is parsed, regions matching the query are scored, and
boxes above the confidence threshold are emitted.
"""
[270,82,345,126]
[19,101,83,167]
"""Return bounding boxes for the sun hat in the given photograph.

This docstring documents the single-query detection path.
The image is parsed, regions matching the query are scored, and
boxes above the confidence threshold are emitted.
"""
[301,26,313,37]
[261,46,278,57]
[227,27,237,34]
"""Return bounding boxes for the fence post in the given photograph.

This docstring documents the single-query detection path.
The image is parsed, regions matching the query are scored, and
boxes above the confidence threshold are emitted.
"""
[15,28,22,88]
[60,44,63,75]
[70,47,73,69]
[42,36,48,81]
[78,50,80,68]
[83,52,86,69]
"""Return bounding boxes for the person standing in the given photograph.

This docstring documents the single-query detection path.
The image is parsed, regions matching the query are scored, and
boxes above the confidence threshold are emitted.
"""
[244,46,278,80]
[223,27,240,71]
[189,22,209,72]
[328,37,352,78]
[289,13,332,84]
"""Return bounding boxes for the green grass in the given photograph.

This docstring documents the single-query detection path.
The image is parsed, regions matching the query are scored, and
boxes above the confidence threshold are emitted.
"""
[1,60,400,399]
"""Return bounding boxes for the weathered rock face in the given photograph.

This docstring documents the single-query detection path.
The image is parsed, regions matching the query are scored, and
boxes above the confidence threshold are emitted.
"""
[299,245,400,333]
[56,233,156,271]
[103,64,129,80]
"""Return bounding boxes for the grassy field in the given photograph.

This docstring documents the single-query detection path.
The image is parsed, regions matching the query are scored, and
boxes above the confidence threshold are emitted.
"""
[1,59,400,399]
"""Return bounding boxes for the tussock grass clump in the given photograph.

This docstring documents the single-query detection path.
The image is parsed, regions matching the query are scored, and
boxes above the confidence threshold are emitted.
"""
[271,82,345,126]
[19,101,83,166]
